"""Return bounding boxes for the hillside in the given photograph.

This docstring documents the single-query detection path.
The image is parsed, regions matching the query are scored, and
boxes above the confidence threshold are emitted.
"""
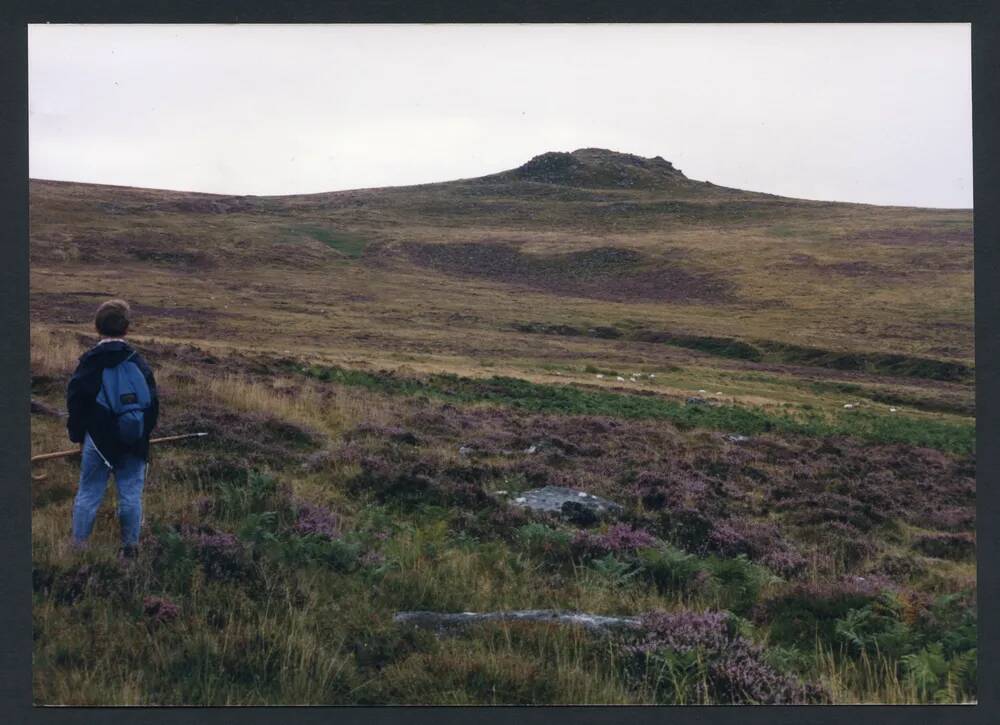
[29,149,975,705]
[30,147,973,362]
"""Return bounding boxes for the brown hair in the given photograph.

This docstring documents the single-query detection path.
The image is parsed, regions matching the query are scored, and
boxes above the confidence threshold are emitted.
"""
[94,299,131,337]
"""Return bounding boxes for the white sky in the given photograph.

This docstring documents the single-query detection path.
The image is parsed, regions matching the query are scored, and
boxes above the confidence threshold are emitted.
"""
[29,23,972,207]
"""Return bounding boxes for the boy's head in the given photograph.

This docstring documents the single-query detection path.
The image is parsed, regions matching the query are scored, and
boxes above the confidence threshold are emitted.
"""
[94,299,131,337]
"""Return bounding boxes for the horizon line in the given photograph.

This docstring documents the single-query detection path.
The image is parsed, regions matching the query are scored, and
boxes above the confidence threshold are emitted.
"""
[26,175,974,212]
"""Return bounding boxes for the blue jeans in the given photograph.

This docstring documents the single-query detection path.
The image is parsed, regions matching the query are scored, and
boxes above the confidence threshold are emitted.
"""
[71,433,147,547]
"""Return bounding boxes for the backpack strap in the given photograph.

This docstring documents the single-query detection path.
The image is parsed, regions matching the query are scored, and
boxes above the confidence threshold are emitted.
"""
[98,368,109,409]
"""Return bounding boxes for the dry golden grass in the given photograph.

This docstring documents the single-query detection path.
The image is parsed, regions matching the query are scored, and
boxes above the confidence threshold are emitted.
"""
[193,372,400,438]
[202,374,329,430]
[30,324,84,379]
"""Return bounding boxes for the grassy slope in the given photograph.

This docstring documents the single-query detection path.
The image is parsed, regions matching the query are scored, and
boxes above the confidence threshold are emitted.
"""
[29,150,975,704]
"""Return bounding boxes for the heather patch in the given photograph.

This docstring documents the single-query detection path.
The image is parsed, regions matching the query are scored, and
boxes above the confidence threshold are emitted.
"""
[924,507,975,532]
[571,524,657,559]
[621,610,827,704]
[911,532,975,561]
[651,507,719,555]
[184,528,254,583]
[776,492,884,533]
[292,498,341,540]
[706,520,808,578]
[334,400,971,590]
[403,241,734,304]
[350,452,497,511]
[40,561,128,606]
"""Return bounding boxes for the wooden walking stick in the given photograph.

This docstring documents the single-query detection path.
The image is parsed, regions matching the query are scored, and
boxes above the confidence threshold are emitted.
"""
[31,432,209,480]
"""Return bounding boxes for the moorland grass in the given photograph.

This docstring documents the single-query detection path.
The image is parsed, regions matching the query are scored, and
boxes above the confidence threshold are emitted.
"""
[290,363,974,454]
[30,351,976,705]
[28,162,975,705]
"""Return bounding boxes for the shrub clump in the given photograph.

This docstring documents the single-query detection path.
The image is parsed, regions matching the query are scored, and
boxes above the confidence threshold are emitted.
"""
[344,423,421,446]
[923,507,974,532]
[623,610,827,704]
[186,529,253,582]
[516,523,574,562]
[754,576,895,647]
[46,561,127,605]
[706,520,808,578]
[454,505,533,542]
[638,545,706,595]
[653,506,716,555]
[351,454,492,510]
[911,532,975,561]
[292,498,341,540]
[143,595,181,626]
[572,524,657,559]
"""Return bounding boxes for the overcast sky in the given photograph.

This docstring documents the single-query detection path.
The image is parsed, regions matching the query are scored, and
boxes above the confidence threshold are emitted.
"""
[29,23,971,207]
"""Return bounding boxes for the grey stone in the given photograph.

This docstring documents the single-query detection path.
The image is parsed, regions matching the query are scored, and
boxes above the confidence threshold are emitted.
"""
[509,485,622,518]
[393,609,641,635]
[560,500,600,526]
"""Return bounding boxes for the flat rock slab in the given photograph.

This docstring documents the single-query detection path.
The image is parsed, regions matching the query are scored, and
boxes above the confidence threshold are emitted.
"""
[509,486,622,517]
[394,609,641,635]
[686,396,720,407]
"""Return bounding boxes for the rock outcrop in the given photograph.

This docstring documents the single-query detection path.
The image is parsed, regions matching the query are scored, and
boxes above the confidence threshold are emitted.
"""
[508,485,623,519]
[508,148,690,189]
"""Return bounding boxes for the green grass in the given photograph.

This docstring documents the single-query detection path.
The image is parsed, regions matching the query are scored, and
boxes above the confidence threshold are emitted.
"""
[303,227,369,258]
[639,332,763,362]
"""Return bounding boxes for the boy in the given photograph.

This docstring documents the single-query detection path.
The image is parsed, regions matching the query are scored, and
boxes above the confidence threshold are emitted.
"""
[66,299,159,557]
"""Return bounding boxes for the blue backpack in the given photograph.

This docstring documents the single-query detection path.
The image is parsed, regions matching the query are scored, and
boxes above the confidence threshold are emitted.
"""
[96,352,152,446]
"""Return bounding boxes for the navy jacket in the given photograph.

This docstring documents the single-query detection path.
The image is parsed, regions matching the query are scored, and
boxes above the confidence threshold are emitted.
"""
[66,340,159,464]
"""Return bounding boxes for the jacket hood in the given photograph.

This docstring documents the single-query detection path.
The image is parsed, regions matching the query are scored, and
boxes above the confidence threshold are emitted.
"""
[80,340,136,369]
